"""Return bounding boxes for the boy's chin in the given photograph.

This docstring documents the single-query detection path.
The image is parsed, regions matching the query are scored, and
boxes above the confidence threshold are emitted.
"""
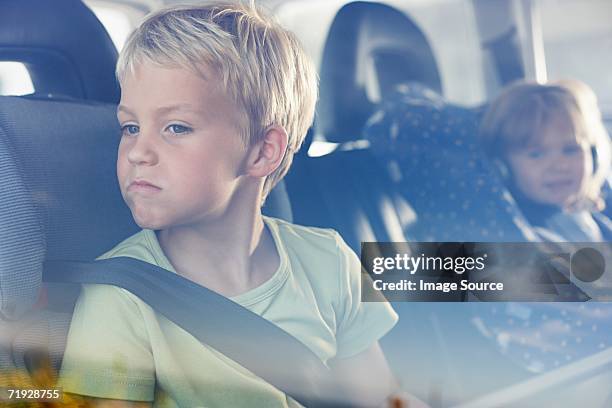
[135,220,156,230]
[127,205,169,230]
[131,214,167,231]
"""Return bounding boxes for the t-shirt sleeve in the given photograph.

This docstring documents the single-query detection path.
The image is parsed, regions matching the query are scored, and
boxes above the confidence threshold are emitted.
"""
[333,233,399,359]
[57,284,156,401]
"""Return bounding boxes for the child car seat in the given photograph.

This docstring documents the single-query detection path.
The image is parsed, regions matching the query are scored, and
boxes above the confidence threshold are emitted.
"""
[364,82,539,242]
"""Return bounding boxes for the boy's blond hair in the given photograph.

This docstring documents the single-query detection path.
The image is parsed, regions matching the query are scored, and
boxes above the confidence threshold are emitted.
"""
[116,1,318,201]
[479,81,611,210]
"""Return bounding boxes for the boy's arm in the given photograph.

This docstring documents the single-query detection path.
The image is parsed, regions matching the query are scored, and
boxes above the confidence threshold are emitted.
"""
[75,395,152,407]
[330,232,405,406]
[328,341,398,407]
[329,342,429,408]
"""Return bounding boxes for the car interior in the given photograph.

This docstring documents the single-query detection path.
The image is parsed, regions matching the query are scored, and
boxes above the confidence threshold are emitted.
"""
[1,0,611,407]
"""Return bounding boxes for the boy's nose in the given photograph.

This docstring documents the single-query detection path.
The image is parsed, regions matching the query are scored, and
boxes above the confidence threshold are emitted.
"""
[127,131,159,165]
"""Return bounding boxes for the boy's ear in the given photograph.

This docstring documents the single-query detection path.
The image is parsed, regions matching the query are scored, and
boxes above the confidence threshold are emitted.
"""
[246,125,288,178]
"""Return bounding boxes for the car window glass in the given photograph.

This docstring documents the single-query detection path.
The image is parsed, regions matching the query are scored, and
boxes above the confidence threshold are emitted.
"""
[0,62,34,96]
[83,1,145,51]
[388,0,487,106]
[537,0,612,117]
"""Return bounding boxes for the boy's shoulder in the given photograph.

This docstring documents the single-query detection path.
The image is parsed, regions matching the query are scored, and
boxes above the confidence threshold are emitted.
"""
[266,217,361,305]
[265,216,355,266]
[95,229,159,263]
[266,218,361,290]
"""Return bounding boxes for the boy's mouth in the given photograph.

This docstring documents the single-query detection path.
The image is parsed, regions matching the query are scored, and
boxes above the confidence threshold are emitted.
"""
[128,179,162,193]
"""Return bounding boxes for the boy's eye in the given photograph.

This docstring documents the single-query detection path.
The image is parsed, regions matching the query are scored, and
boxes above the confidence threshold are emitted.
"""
[166,124,192,135]
[121,124,139,136]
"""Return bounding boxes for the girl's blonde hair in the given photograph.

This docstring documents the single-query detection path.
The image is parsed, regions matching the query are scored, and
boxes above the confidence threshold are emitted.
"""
[116,1,318,200]
[478,80,610,210]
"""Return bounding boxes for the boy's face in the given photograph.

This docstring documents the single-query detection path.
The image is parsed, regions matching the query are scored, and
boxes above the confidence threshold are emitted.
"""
[505,118,591,207]
[117,63,248,230]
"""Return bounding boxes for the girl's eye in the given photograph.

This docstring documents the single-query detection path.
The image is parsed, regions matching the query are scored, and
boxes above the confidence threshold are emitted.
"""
[526,150,543,159]
[121,124,139,136]
[166,124,192,135]
[563,145,582,155]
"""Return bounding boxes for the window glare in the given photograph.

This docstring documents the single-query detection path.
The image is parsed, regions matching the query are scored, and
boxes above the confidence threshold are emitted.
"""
[538,0,612,113]
[0,62,34,96]
[89,6,133,51]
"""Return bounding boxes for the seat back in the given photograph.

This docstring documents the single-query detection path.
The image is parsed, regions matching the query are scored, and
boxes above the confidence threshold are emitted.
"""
[0,0,119,103]
[287,2,437,251]
[288,146,416,251]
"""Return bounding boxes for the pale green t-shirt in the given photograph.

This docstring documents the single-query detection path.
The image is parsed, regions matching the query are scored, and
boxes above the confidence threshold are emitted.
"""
[57,216,398,407]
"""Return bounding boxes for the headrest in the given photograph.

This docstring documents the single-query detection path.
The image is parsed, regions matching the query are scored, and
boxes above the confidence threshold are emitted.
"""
[317,1,441,144]
[0,0,119,103]
[365,85,538,242]
[0,96,293,319]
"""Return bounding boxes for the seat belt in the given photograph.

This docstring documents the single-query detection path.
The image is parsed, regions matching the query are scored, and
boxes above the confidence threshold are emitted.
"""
[43,256,347,408]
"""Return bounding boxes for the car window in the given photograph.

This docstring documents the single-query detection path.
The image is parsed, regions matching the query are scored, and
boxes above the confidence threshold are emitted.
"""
[389,0,487,106]
[537,0,612,117]
[0,62,34,96]
[83,0,147,51]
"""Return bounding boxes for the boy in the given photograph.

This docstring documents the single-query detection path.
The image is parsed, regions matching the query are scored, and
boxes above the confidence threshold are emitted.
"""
[57,2,408,407]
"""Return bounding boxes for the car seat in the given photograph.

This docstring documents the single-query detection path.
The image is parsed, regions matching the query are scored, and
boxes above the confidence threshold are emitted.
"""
[286,1,441,252]
[0,0,119,103]
[364,82,538,242]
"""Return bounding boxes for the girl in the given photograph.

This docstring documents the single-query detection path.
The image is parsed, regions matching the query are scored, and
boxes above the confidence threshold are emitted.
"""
[478,81,611,242]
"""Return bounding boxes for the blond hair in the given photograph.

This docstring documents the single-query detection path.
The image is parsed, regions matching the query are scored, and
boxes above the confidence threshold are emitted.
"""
[555,79,611,208]
[479,81,610,210]
[116,1,318,201]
